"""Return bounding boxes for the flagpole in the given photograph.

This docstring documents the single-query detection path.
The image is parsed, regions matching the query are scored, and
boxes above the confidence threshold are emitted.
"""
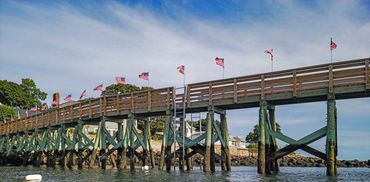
[222,67,225,79]
[330,37,333,64]
[271,56,273,72]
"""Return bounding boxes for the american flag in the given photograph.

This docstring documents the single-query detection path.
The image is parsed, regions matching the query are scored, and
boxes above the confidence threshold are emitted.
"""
[215,57,225,68]
[80,89,87,100]
[177,65,185,75]
[30,106,37,112]
[41,103,47,111]
[264,49,273,58]
[115,76,126,84]
[330,39,337,50]
[64,94,72,102]
[94,84,103,91]
[139,72,149,80]
[52,100,59,106]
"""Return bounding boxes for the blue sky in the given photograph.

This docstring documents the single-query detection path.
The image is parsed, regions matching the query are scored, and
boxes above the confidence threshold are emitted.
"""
[1,0,370,160]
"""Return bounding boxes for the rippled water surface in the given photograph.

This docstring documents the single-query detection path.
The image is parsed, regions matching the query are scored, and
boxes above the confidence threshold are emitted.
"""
[1,166,369,181]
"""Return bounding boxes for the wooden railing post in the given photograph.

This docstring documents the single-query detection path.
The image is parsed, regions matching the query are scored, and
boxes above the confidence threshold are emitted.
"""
[56,109,59,124]
[366,60,369,89]
[103,96,107,115]
[148,90,152,112]
[89,99,92,118]
[131,93,135,113]
[79,103,82,119]
[47,110,50,127]
[70,106,73,123]
[166,88,170,110]
[116,94,120,114]
[99,97,103,116]
[233,78,237,103]
[329,65,334,93]
[293,70,297,97]
[63,107,66,124]
[186,86,191,107]
[208,82,213,106]
[261,75,265,100]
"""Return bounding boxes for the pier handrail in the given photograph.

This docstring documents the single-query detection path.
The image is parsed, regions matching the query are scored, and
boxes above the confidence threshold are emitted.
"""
[0,57,369,135]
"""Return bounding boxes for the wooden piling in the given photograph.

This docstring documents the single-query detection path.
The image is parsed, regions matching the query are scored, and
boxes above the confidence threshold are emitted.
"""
[122,120,127,169]
[268,105,279,173]
[116,122,123,169]
[77,121,83,168]
[326,96,337,176]
[159,111,171,170]
[204,109,214,172]
[147,118,156,168]
[128,115,135,171]
[220,113,231,171]
[257,101,266,174]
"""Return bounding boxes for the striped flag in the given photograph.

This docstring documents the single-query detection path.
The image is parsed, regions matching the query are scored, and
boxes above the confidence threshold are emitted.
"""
[264,49,273,58]
[115,76,126,84]
[30,106,37,112]
[80,89,87,100]
[215,57,225,68]
[94,84,103,91]
[177,65,185,75]
[139,72,149,80]
[52,101,59,106]
[330,39,337,50]
[41,103,47,111]
[64,94,72,102]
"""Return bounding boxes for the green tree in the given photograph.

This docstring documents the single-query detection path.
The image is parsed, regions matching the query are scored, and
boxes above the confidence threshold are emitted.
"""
[20,78,47,108]
[0,79,47,109]
[0,105,16,122]
[245,123,281,144]
[0,80,31,108]
[245,124,259,144]
[136,117,164,140]
[103,83,152,95]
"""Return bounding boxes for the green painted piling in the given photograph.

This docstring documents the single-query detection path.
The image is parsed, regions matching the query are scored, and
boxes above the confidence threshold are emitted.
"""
[326,96,337,176]
[268,105,279,173]
[220,113,231,171]
[159,111,171,170]
[258,101,266,174]
[204,109,214,172]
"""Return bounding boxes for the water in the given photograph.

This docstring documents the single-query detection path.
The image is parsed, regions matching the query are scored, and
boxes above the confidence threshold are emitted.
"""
[1,166,369,182]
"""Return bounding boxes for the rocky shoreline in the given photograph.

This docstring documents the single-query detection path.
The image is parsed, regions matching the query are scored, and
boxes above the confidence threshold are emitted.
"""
[1,151,369,168]
[225,155,370,168]
[151,152,370,168]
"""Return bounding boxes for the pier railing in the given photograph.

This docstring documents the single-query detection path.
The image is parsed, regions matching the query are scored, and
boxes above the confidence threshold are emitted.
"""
[1,58,369,135]
[186,58,369,106]
[0,87,174,134]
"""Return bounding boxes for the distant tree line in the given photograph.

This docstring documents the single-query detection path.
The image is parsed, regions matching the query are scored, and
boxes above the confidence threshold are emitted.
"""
[0,78,47,121]
[245,123,281,149]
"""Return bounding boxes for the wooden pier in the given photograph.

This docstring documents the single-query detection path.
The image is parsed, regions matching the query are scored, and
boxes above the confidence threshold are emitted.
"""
[0,58,369,176]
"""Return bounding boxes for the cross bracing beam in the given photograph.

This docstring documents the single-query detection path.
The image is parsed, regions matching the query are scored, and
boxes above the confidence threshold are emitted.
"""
[267,128,327,160]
